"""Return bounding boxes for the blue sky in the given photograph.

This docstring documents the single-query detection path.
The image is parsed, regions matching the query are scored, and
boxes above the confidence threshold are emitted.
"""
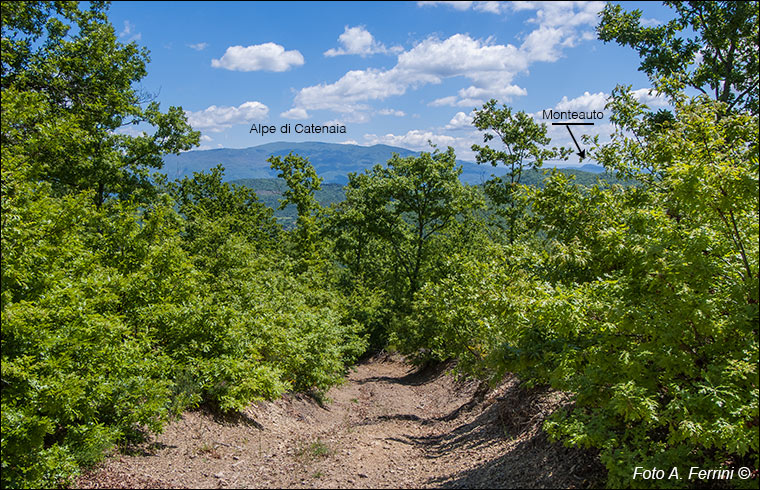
[108,1,675,164]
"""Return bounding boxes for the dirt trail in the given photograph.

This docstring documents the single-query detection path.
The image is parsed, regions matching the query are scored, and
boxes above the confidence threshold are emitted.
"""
[76,354,603,489]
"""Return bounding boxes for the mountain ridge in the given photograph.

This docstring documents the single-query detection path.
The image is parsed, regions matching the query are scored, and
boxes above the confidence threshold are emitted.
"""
[162,141,605,184]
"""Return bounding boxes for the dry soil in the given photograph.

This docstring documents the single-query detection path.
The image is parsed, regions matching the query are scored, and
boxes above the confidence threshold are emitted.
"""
[75,353,604,489]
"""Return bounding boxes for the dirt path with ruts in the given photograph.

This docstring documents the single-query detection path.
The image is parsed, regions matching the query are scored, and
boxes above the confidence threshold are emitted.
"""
[76,354,603,489]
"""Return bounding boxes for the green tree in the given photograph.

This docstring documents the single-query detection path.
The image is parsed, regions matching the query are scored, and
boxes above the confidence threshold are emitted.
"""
[173,165,280,262]
[1,1,199,206]
[352,147,482,303]
[598,1,759,115]
[330,171,389,285]
[471,100,569,244]
[267,153,324,264]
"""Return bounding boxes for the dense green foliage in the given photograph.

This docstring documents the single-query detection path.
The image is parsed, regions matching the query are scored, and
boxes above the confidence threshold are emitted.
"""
[390,2,758,487]
[2,2,757,489]
[1,3,364,488]
[230,178,345,227]
[471,100,571,243]
[231,169,630,228]
[598,1,758,115]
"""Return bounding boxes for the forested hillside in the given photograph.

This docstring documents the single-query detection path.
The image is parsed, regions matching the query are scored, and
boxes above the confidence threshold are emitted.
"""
[231,168,629,226]
[2,2,757,489]
[162,141,611,186]
[162,142,421,184]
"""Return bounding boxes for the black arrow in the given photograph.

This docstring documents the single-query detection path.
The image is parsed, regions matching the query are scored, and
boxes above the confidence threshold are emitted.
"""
[565,125,586,160]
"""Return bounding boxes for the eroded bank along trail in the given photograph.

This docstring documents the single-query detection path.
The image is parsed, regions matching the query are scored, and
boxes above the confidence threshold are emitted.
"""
[76,354,603,489]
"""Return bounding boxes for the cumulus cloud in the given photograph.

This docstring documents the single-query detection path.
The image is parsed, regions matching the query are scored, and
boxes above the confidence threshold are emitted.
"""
[280,107,309,119]
[188,42,208,51]
[284,2,604,119]
[550,88,668,115]
[396,34,526,78]
[420,1,604,65]
[324,25,399,57]
[294,68,407,114]
[186,101,269,132]
[555,91,608,112]
[520,1,604,61]
[211,43,304,72]
[341,111,373,124]
[445,111,475,130]
[290,34,530,117]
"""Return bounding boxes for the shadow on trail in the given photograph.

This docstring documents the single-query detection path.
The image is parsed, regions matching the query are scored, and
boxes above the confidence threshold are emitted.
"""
[424,429,604,489]
[402,378,605,489]
[199,404,265,430]
[356,359,454,387]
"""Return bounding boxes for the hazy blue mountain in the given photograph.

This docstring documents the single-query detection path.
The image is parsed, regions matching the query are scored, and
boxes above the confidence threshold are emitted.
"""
[162,141,611,184]
[579,163,605,173]
[163,141,500,184]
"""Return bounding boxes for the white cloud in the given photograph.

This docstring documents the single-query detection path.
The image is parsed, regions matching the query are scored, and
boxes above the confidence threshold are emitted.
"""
[519,1,604,62]
[364,129,479,160]
[323,119,348,127]
[200,134,213,142]
[429,96,459,107]
[112,126,144,137]
[520,25,566,62]
[555,91,608,112]
[419,1,508,15]
[418,1,508,13]
[186,101,269,132]
[294,68,407,114]
[211,43,304,72]
[363,129,460,150]
[195,143,224,151]
[454,83,528,106]
[119,20,141,42]
[188,42,208,51]
[325,26,396,57]
[550,89,668,115]
[417,1,474,11]
[396,34,526,79]
[285,2,604,117]
[342,112,372,124]
[445,111,474,130]
[534,87,669,165]
[420,1,604,65]
[640,17,661,27]
[474,2,506,14]
[378,108,406,117]
[631,88,669,107]
[420,1,601,19]
[280,107,309,119]
[289,34,529,118]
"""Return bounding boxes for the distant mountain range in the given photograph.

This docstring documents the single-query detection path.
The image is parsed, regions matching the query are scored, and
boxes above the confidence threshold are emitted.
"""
[162,142,606,185]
